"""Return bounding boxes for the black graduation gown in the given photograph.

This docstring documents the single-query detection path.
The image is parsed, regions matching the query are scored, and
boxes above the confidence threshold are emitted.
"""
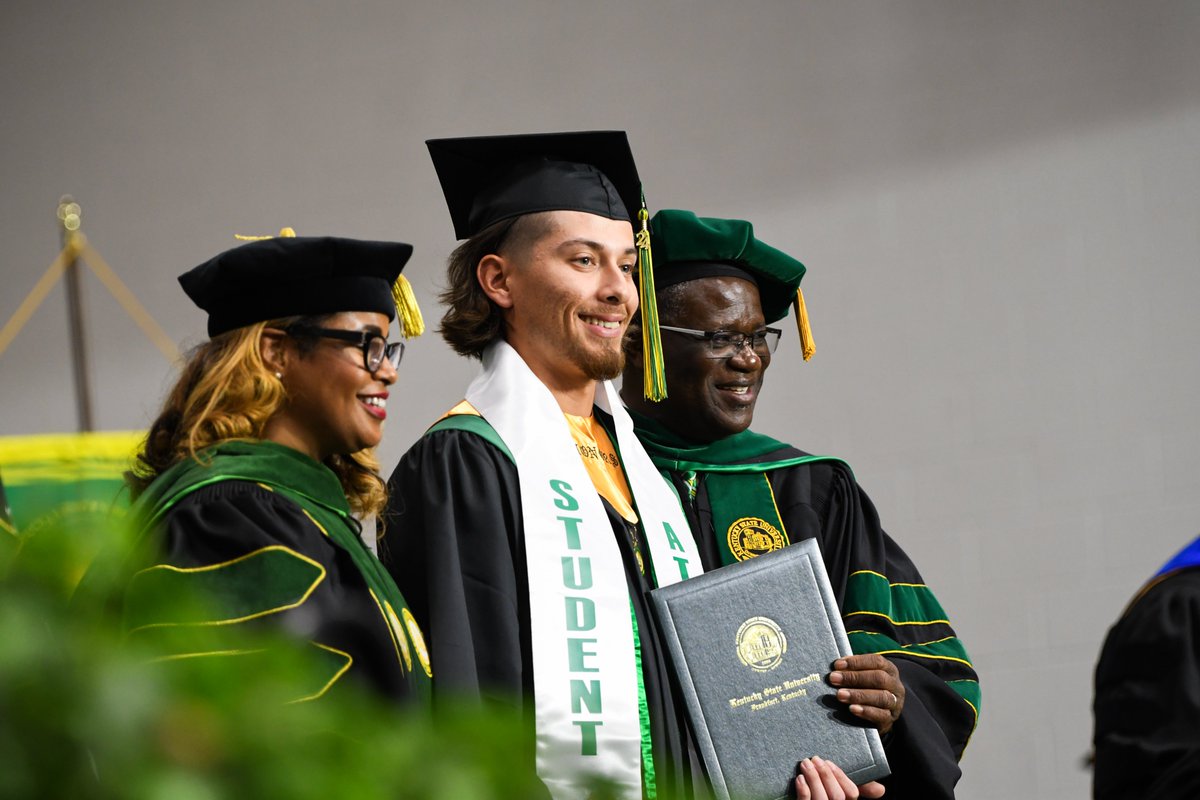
[153,480,426,704]
[663,444,978,800]
[380,415,704,799]
[1093,568,1200,800]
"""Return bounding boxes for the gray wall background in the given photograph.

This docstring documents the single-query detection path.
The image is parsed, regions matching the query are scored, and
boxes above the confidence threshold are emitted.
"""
[3,2,1199,797]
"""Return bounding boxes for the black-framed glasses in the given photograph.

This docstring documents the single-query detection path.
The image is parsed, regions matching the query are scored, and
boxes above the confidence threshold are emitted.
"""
[285,325,404,373]
[659,325,781,358]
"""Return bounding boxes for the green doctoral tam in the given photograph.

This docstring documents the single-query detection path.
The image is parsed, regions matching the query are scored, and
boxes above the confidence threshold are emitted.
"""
[650,209,814,360]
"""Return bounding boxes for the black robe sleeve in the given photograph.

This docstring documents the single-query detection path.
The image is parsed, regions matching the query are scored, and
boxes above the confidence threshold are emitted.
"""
[380,428,530,710]
[148,481,415,703]
[801,464,976,799]
[675,456,977,799]
[1093,569,1200,800]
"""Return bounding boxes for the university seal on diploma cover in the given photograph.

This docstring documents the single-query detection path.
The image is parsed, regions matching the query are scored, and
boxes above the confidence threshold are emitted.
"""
[736,617,787,672]
[651,539,889,800]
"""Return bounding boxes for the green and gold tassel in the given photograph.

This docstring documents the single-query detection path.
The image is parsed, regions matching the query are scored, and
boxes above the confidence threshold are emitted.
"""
[392,274,425,338]
[636,195,667,401]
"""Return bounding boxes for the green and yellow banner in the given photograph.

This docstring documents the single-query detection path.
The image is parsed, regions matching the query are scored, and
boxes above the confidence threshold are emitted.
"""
[0,431,143,586]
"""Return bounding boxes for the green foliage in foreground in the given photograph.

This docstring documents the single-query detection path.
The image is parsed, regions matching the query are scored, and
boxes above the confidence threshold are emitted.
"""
[0,512,624,800]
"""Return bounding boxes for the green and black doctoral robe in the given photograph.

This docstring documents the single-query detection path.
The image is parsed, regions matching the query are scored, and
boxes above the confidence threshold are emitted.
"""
[1093,539,1200,800]
[380,411,705,800]
[125,440,430,704]
[630,411,979,800]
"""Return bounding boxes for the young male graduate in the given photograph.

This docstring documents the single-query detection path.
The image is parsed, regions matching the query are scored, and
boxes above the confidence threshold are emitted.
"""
[1093,534,1200,799]
[380,132,709,800]
[620,210,981,800]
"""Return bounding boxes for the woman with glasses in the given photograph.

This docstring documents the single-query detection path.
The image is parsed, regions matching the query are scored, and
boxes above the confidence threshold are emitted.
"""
[121,231,431,703]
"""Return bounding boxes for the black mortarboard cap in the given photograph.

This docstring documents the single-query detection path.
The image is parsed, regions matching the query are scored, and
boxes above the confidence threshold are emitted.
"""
[179,235,414,337]
[426,131,643,239]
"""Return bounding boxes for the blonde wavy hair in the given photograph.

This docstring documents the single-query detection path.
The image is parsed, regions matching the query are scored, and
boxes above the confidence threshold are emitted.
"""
[128,316,388,518]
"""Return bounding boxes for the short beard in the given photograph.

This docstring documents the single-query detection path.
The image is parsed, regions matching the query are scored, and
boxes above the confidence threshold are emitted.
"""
[571,340,625,381]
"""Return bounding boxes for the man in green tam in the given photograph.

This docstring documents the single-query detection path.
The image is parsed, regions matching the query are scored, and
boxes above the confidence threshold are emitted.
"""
[621,209,980,799]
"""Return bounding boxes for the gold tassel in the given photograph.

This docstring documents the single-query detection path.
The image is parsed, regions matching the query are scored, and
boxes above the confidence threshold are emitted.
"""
[637,200,667,401]
[392,274,425,338]
[235,227,297,241]
[795,287,815,361]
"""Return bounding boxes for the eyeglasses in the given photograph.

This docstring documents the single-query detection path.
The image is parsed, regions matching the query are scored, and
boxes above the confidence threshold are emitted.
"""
[285,325,404,373]
[659,325,782,358]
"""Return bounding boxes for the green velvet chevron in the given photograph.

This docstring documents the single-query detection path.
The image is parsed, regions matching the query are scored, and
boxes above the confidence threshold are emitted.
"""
[124,545,325,633]
[843,569,951,626]
[843,569,980,720]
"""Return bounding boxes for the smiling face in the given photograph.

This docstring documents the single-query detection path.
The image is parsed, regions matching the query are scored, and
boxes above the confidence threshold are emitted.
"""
[650,276,770,443]
[264,310,398,461]
[489,210,639,397]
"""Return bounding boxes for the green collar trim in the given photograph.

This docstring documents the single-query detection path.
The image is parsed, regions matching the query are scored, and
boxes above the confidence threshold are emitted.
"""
[135,440,350,523]
[628,409,849,475]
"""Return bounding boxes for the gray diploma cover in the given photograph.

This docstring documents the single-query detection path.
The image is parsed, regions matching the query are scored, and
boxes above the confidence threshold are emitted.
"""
[651,539,889,800]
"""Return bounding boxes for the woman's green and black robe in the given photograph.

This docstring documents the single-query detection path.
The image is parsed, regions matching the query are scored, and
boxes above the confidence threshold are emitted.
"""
[123,440,431,704]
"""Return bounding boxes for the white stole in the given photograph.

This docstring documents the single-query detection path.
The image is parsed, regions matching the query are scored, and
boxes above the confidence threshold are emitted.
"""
[466,340,702,799]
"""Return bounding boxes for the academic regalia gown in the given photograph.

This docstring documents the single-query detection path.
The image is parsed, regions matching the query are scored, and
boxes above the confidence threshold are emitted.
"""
[1093,565,1200,800]
[381,412,705,800]
[125,440,430,705]
[631,412,979,800]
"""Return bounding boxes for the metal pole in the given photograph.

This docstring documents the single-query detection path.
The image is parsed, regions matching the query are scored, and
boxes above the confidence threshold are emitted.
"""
[58,196,94,432]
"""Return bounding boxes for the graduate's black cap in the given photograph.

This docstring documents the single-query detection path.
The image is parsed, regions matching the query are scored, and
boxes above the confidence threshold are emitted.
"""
[179,230,420,338]
[650,209,815,360]
[426,131,643,240]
